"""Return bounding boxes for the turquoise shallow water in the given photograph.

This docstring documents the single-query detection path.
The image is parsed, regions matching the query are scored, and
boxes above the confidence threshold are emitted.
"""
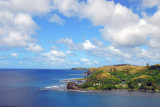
[0,69,160,107]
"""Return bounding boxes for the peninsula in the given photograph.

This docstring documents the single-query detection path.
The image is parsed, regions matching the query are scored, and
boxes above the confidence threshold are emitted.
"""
[67,64,160,91]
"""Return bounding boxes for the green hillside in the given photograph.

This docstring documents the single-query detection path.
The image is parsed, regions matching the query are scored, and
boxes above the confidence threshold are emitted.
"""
[79,64,160,91]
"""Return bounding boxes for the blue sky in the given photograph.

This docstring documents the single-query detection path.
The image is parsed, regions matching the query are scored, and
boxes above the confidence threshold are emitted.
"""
[0,0,160,69]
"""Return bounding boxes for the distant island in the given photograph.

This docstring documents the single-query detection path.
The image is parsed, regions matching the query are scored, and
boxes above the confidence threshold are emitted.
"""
[71,67,89,70]
[67,64,160,91]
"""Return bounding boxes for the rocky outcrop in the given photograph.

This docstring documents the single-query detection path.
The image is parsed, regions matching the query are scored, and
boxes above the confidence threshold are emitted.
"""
[67,82,80,90]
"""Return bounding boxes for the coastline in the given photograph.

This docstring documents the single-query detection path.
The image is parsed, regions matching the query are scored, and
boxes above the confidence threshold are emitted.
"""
[41,77,160,93]
[66,77,160,92]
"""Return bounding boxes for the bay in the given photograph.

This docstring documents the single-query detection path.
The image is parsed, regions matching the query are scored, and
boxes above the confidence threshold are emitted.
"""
[0,69,160,107]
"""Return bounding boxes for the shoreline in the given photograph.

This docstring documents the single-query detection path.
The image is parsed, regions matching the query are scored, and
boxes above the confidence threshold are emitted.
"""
[42,77,160,93]
[67,78,160,93]
[67,87,160,93]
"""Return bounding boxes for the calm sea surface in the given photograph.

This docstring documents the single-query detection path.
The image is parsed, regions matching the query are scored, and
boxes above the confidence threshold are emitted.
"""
[0,69,160,107]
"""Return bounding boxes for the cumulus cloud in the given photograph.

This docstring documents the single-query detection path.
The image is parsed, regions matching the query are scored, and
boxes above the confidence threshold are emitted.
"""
[52,0,141,48]
[49,50,66,57]
[57,38,96,50]
[1,0,160,66]
[7,0,51,15]
[52,0,80,17]
[80,58,100,66]
[49,13,64,25]
[57,38,130,59]
[56,37,160,65]
[0,0,51,52]
[82,40,96,50]
[142,0,160,7]
[66,50,71,54]
[41,49,66,64]
[66,50,75,56]
[53,0,160,65]
[53,0,139,26]
[0,11,36,37]
[56,38,80,50]
[101,19,160,47]
[10,53,18,57]
[0,32,34,47]
[80,58,89,62]
[25,43,43,52]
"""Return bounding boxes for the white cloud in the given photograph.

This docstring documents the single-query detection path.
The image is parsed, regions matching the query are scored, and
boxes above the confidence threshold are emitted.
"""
[0,0,160,66]
[0,11,40,51]
[80,58,100,66]
[56,38,73,44]
[81,0,139,26]
[142,0,160,7]
[66,50,71,54]
[0,0,49,52]
[82,40,96,50]
[49,50,66,57]
[57,38,131,60]
[66,50,75,56]
[88,45,130,59]
[8,0,51,15]
[57,38,96,50]
[38,55,65,64]
[10,53,18,57]
[108,46,130,58]
[0,8,36,36]
[0,11,36,36]
[80,58,99,66]
[49,13,64,25]
[52,0,80,17]
[41,49,66,64]
[52,0,160,65]
[53,0,146,48]
[25,43,43,52]
[80,58,89,62]
[56,38,81,50]
[0,32,34,47]
[53,0,139,27]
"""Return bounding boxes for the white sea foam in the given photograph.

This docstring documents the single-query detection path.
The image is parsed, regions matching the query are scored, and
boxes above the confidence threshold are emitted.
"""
[42,85,67,91]
[41,78,86,92]
[67,89,102,93]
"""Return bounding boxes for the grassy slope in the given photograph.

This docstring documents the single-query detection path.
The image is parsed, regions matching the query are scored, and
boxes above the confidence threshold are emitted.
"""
[79,64,160,91]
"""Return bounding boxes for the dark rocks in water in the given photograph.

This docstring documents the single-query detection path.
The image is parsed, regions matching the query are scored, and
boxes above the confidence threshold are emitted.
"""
[67,82,80,90]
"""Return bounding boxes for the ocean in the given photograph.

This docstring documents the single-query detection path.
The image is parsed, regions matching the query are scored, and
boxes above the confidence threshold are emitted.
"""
[0,69,160,107]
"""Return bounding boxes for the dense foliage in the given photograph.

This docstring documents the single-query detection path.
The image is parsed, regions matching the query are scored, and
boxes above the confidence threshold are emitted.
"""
[80,64,160,90]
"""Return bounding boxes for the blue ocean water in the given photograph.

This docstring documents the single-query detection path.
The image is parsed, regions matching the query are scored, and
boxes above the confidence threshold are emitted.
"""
[0,69,160,107]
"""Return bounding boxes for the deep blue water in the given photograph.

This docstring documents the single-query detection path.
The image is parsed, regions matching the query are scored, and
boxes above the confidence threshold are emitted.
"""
[0,69,160,107]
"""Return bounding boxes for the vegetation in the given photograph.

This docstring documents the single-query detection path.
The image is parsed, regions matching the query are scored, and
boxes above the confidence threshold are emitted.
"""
[79,64,160,91]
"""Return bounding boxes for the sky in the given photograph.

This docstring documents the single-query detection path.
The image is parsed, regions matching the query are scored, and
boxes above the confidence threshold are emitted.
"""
[0,0,160,69]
